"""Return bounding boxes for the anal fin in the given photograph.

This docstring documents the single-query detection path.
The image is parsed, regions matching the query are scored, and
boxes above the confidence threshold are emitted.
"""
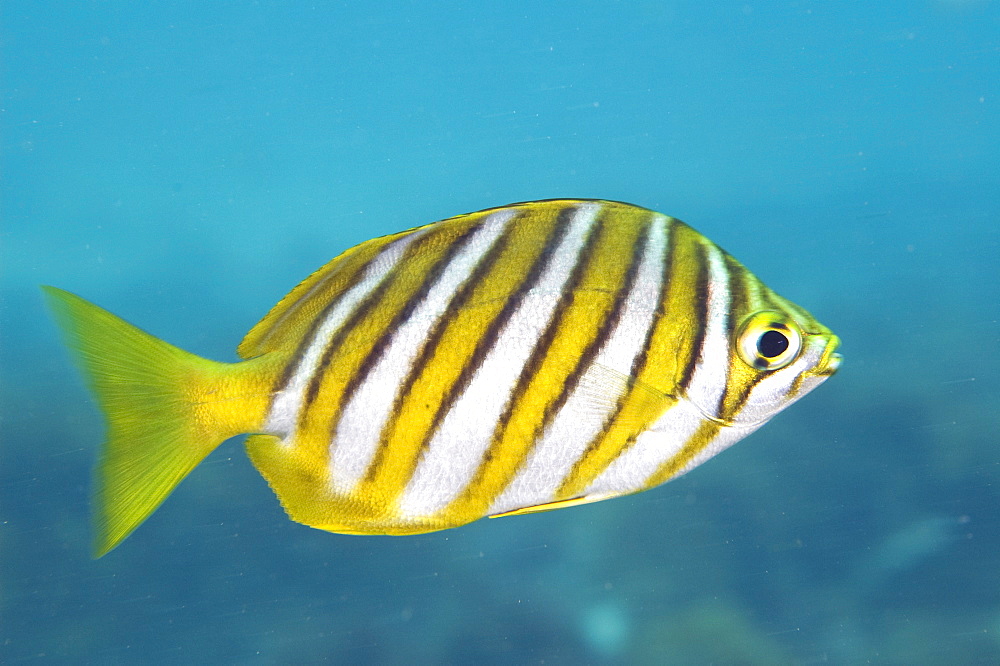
[488,493,612,519]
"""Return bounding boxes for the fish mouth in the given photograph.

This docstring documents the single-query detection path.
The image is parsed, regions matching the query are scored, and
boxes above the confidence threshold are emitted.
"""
[815,335,842,376]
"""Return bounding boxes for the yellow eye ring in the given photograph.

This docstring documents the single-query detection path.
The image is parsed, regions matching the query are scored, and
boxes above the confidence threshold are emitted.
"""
[736,312,803,371]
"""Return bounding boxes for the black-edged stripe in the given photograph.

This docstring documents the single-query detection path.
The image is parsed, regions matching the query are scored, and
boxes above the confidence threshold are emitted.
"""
[674,239,712,398]
[724,254,751,339]
[466,205,620,487]
[556,219,701,490]
[358,213,517,482]
[333,218,488,430]
[296,230,438,426]
[385,203,579,482]
[538,213,658,492]
[266,238,408,406]
[714,253,753,418]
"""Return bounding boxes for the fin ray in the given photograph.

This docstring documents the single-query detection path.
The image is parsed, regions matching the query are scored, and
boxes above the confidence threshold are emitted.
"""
[43,286,269,556]
[237,227,424,359]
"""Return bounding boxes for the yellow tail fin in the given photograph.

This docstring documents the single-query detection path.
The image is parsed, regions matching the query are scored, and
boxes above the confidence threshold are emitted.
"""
[42,286,272,557]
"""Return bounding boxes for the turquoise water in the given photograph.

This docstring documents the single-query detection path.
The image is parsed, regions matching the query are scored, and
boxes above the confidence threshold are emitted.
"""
[3,1,998,662]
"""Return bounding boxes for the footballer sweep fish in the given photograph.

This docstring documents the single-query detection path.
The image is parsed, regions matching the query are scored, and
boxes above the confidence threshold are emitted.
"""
[44,199,841,556]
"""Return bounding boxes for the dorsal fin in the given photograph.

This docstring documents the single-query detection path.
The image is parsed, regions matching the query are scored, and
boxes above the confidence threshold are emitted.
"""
[237,227,421,358]
[236,200,624,359]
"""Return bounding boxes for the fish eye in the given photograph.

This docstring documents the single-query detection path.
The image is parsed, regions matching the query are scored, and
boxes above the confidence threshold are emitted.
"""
[736,312,802,371]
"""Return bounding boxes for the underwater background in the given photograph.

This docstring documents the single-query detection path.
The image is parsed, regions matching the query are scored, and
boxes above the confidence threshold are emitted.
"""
[3,1,998,663]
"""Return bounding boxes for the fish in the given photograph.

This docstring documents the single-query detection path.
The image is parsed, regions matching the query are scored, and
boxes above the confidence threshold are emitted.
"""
[43,199,841,556]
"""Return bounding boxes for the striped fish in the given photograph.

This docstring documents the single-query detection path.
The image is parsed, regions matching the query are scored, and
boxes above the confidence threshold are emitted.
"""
[44,199,841,556]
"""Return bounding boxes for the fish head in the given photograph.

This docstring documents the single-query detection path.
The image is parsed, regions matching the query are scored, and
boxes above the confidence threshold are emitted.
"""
[682,301,841,430]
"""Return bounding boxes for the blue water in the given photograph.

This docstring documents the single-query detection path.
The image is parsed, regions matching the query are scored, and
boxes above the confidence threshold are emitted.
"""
[3,1,998,662]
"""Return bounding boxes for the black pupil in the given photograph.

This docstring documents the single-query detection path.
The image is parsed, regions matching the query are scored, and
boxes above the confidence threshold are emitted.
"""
[758,329,789,358]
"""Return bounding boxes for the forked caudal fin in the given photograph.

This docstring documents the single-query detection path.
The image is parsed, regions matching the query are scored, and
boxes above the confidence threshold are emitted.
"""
[42,287,275,556]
